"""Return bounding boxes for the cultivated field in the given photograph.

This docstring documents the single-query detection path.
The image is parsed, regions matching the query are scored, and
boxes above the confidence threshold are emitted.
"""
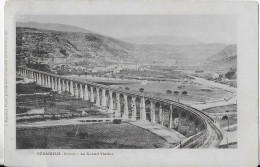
[16,83,108,123]
[110,80,234,105]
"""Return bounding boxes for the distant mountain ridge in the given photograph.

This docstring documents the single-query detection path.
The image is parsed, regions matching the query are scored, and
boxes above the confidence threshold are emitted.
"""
[16,22,231,67]
[120,35,203,46]
[17,22,94,34]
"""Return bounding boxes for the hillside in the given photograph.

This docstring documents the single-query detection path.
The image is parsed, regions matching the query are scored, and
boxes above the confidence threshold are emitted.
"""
[203,44,237,70]
[16,22,229,67]
[16,27,135,67]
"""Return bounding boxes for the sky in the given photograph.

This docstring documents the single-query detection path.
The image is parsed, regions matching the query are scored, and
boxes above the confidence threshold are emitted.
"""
[17,15,236,44]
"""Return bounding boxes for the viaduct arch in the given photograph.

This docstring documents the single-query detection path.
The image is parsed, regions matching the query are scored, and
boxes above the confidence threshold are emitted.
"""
[17,67,223,148]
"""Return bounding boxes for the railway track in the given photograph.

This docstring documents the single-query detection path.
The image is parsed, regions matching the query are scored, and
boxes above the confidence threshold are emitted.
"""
[178,116,223,148]
[173,101,223,148]
[201,121,223,148]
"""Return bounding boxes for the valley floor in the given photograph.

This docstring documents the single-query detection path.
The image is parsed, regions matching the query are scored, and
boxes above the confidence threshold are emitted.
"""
[66,73,236,110]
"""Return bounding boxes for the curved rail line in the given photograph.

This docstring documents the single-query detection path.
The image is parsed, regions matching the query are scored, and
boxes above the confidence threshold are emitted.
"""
[18,67,223,148]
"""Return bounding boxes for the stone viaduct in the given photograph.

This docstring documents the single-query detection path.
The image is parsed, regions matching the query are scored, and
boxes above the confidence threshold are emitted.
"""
[17,67,223,148]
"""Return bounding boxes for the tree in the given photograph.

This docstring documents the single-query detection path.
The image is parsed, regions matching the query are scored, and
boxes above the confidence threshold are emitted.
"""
[166,90,172,94]
[182,91,187,95]
[139,88,144,93]
[113,119,122,124]
[60,49,68,56]
[174,91,179,94]
[225,69,236,79]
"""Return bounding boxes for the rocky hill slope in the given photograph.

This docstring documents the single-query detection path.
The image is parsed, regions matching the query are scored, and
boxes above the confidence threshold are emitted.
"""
[203,44,237,70]
[16,27,135,67]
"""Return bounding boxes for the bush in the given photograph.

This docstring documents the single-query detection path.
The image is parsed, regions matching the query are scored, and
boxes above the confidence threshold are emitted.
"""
[225,70,236,79]
[60,49,67,56]
[113,119,122,124]
[139,88,144,93]
[166,90,172,94]
[182,91,188,95]
[174,91,179,94]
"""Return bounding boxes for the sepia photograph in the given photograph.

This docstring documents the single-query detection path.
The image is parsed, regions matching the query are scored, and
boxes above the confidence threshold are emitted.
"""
[16,15,237,149]
[4,1,258,167]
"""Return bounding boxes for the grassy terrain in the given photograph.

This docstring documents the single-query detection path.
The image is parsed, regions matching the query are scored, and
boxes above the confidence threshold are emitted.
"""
[17,83,52,94]
[110,80,233,104]
[117,69,189,80]
[203,105,237,131]
[202,105,237,114]
[17,123,166,149]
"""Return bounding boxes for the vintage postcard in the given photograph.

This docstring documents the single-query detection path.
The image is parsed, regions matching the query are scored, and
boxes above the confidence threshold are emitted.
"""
[4,0,258,167]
